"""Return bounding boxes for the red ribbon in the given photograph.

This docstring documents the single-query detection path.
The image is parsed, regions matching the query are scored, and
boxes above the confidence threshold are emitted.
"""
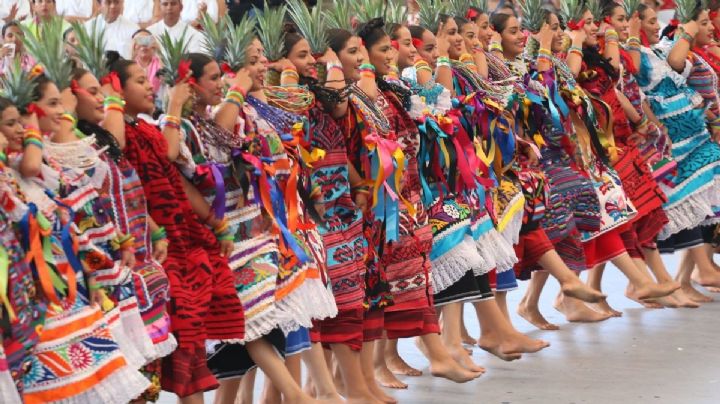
[412,38,424,49]
[176,59,197,86]
[567,19,585,31]
[100,71,122,93]
[640,29,650,46]
[391,40,399,50]
[466,8,480,21]
[603,16,612,25]
[669,19,679,27]
[26,103,46,118]
[711,10,719,20]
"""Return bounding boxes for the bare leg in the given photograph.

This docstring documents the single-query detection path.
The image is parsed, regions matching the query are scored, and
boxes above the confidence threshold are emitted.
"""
[439,303,486,372]
[702,243,720,292]
[459,305,476,346]
[495,291,510,321]
[537,250,606,302]
[414,333,483,383]
[245,339,315,404]
[331,344,382,404]
[643,248,699,308]
[585,264,622,317]
[690,244,720,288]
[517,271,560,330]
[677,250,714,303]
[372,337,407,390]
[301,343,344,403]
[611,253,679,299]
[472,299,547,359]
[178,393,204,404]
[361,340,399,402]
[384,338,422,376]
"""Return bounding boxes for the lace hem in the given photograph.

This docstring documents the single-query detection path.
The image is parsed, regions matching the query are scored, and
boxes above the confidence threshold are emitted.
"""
[659,176,720,239]
[104,307,146,370]
[275,275,338,335]
[242,307,280,343]
[431,239,484,293]
[151,333,177,358]
[0,373,21,404]
[478,227,519,273]
[118,298,158,364]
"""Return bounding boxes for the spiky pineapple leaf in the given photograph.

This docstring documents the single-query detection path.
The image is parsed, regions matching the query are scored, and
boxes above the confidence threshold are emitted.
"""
[448,0,473,18]
[323,0,354,31]
[199,12,230,58]
[0,59,37,113]
[287,0,328,55]
[586,0,602,22]
[384,0,407,33]
[353,0,386,25]
[622,0,642,17]
[676,0,706,23]
[20,16,73,90]
[417,0,449,33]
[225,14,257,71]
[70,20,108,79]
[157,29,190,86]
[559,0,586,27]
[519,0,546,33]
[255,1,286,62]
[470,0,488,13]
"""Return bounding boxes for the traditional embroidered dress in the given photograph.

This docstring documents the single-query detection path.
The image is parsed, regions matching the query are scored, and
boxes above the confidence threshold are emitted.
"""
[636,41,720,248]
[123,118,244,397]
[374,86,439,338]
[77,119,176,400]
[3,157,149,404]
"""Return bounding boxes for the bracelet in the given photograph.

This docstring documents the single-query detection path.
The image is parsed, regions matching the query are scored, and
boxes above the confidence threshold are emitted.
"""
[151,226,167,243]
[228,85,248,98]
[104,95,126,114]
[627,36,641,44]
[160,115,182,130]
[224,90,245,108]
[359,63,376,72]
[213,217,234,241]
[678,31,694,44]
[88,282,103,291]
[23,127,43,149]
[281,68,299,81]
[327,64,344,76]
[327,61,343,71]
[61,113,77,126]
[568,46,583,57]
[538,48,552,56]
[111,233,135,251]
[489,42,503,52]
[360,71,376,80]
[0,151,6,164]
[633,115,649,129]
[604,29,619,43]
[352,184,370,194]
[437,56,452,68]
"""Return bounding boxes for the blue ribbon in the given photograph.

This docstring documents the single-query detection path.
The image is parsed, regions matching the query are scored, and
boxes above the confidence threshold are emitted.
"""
[263,165,310,265]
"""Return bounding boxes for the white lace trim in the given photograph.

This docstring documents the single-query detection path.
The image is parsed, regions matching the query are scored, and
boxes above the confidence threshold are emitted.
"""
[275,275,338,335]
[500,208,523,246]
[106,307,146,370]
[152,333,177,358]
[642,42,692,93]
[0,370,21,404]
[431,238,484,293]
[659,175,720,239]
[485,227,519,273]
[242,307,280,343]
[47,361,151,404]
[118,298,158,363]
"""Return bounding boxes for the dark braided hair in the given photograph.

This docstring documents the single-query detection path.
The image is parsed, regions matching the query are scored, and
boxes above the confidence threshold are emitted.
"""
[582,45,618,80]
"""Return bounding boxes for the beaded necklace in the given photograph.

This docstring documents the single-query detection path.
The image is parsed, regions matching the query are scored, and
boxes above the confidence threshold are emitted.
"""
[349,85,391,134]
[247,95,303,137]
[264,86,315,114]
[190,114,245,159]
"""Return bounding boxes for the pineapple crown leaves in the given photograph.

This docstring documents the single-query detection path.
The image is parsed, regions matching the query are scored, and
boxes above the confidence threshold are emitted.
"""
[199,12,231,59]
[417,0,450,34]
[353,0,387,25]
[622,0,642,17]
[0,59,38,113]
[254,1,287,62]
[586,0,603,22]
[323,0,354,31]
[20,16,74,90]
[448,0,474,18]
[675,0,707,24]
[559,0,587,26]
[225,14,257,71]
[385,0,408,33]
[70,20,108,79]
[469,0,488,13]
[518,0,547,33]
[286,0,328,55]
[157,29,190,86]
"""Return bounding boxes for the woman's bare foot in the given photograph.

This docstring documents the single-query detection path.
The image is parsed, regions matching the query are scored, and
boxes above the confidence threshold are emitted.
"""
[477,330,548,357]
[691,269,720,288]
[669,289,701,308]
[446,345,486,373]
[385,354,422,377]
[560,279,607,303]
[303,378,317,398]
[517,301,560,331]
[460,328,476,346]
[284,393,323,404]
[373,365,407,390]
[315,393,345,404]
[680,283,714,303]
[632,280,680,300]
[555,294,616,321]
[625,284,666,308]
[367,370,400,402]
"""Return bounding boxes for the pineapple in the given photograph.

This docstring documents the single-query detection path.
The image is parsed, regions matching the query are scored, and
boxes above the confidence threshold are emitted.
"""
[255,1,287,85]
[157,29,190,87]
[675,0,707,23]
[199,13,231,59]
[70,20,109,80]
[519,0,547,33]
[20,16,74,90]
[0,59,38,113]
[324,0,354,31]
[622,0,642,17]
[224,14,257,72]
[416,0,450,34]
[559,0,587,28]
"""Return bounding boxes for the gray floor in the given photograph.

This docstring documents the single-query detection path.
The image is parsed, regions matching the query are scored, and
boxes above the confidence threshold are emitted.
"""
[158,253,720,404]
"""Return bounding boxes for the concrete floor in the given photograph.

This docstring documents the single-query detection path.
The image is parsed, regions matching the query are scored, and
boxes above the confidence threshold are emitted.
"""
[158,253,720,404]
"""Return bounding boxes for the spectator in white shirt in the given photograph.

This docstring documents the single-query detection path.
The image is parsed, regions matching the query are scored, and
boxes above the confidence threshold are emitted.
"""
[123,0,159,28]
[0,0,31,23]
[147,0,202,53]
[56,0,97,22]
[85,0,138,59]
[180,0,225,24]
